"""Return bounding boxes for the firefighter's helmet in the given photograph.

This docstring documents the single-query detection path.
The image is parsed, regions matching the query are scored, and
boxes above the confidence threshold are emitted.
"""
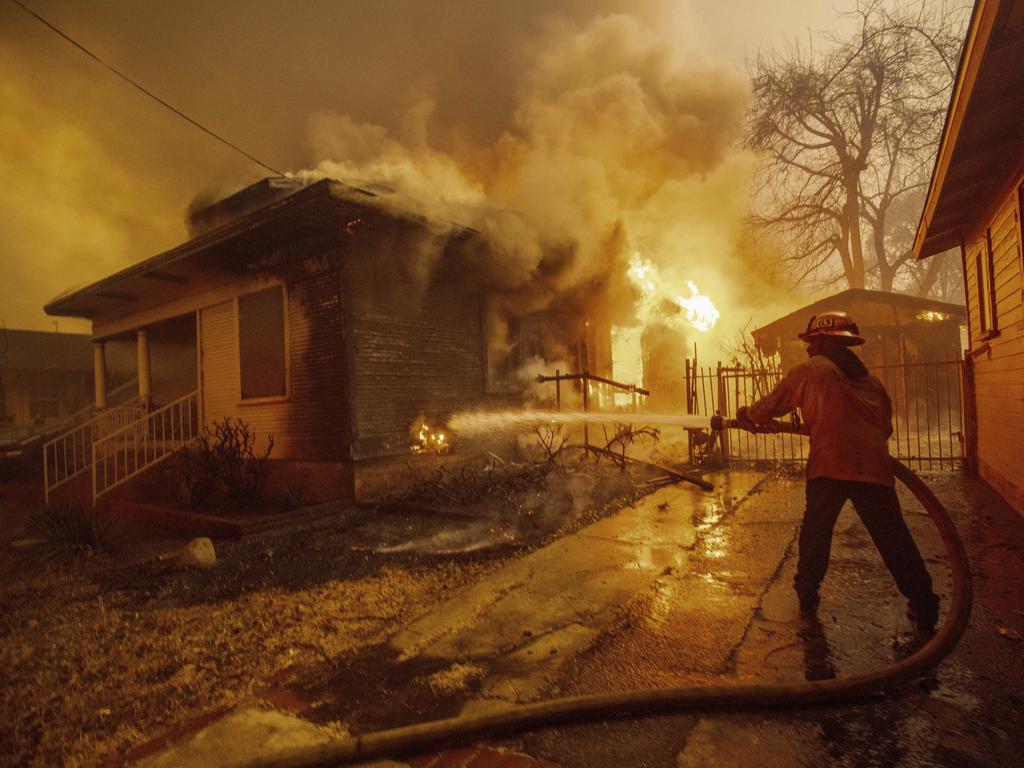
[798,310,865,346]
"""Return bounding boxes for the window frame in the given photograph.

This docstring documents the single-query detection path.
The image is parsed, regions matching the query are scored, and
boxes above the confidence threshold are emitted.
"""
[235,283,290,405]
[974,229,1000,344]
[984,226,999,335]
[975,249,988,336]
[29,375,61,421]
[1017,183,1024,319]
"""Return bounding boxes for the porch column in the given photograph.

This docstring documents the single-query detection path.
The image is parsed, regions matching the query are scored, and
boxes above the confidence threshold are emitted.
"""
[137,329,152,407]
[93,341,107,409]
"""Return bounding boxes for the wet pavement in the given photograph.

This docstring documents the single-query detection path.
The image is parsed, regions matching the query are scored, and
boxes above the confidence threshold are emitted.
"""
[389,470,765,706]
[136,467,1024,767]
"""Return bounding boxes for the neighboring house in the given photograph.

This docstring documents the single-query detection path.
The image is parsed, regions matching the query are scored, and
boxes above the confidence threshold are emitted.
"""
[753,289,967,371]
[45,177,604,502]
[0,329,93,435]
[913,0,1024,515]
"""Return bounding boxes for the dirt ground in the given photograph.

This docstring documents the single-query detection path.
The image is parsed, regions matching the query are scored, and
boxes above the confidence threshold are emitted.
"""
[0,457,645,768]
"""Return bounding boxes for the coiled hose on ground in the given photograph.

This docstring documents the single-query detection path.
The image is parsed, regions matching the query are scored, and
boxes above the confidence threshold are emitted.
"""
[244,455,972,768]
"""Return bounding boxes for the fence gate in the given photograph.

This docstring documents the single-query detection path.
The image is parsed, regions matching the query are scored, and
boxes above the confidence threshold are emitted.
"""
[684,358,965,470]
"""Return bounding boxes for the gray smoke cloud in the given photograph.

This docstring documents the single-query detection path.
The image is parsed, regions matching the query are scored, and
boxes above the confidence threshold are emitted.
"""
[300,14,789,360]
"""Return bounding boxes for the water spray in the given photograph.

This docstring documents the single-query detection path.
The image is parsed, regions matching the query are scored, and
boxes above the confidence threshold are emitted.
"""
[447,409,737,435]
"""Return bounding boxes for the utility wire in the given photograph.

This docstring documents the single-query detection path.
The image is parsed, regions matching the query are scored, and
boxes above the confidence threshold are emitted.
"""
[8,0,284,176]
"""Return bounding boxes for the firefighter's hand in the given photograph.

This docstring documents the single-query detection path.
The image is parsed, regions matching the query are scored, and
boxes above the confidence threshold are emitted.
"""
[735,406,755,428]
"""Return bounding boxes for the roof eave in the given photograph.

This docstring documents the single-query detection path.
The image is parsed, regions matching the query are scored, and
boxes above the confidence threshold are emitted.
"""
[913,0,1000,260]
[44,179,345,319]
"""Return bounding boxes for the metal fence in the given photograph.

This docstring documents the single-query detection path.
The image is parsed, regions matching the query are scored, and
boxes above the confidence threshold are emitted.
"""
[684,358,965,470]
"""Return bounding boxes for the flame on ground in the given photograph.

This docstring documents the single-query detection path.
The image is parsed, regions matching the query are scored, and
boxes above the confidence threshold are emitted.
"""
[627,254,720,333]
[412,423,450,454]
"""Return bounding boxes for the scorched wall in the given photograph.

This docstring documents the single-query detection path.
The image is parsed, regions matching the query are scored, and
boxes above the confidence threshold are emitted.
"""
[343,253,486,460]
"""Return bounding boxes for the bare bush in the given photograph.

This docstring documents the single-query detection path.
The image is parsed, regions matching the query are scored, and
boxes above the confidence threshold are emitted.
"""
[533,423,569,465]
[180,417,274,508]
[596,423,661,470]
[26,503,114,565]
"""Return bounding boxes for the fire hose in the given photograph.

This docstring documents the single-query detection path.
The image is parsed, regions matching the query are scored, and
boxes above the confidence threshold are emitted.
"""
[243,418,972,768]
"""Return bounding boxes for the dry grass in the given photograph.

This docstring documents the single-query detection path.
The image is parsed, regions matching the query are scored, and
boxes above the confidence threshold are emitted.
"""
[0,513,506,767]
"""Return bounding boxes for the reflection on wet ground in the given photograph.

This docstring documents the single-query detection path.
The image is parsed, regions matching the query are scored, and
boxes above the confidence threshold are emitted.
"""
[244,468,1024,767]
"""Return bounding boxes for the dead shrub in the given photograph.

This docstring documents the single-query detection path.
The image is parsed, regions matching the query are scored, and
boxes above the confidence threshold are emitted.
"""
[180,417,273,508]
[595,423,661,470]
[533,423,569,465]
[26,502,114,565]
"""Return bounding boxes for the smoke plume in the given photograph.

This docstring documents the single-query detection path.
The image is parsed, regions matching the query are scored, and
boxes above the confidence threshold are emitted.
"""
[300,14,785,363]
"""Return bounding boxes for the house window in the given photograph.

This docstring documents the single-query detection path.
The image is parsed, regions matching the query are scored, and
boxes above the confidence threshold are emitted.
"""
[984,228,999,334]
[238,285,287,399]
[974,228,999,335]
[974,251,986,334]
[30,378,61,420]
[1017,186,1024,295]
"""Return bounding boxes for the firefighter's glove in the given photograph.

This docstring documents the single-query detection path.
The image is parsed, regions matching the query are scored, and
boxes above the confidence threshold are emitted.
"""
[736,406,760,432]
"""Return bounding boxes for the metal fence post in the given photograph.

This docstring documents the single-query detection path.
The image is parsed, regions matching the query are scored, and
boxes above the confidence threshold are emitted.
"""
[716,362,730,466]
[684,358,694,464]
[582,370,590,449]
[960,357,978,472]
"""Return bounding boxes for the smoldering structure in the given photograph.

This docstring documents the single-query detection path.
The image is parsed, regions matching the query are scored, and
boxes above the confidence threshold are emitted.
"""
[45,177,621,502]
[42,14,788,508]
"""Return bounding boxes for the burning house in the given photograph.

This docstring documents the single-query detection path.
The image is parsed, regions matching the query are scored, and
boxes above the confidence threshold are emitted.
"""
[43,177,610,505]
[914,0,1024,516]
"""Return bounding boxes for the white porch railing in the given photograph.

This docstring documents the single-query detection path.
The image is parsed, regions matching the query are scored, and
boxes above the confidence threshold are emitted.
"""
[91,391,199,505]
[60,378,140,430]
[42,396,145,505]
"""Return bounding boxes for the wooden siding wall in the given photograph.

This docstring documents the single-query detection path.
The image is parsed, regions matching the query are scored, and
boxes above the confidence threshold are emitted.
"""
[344,256,486,460]
[963,177,1024,515]
[199,270,348,461]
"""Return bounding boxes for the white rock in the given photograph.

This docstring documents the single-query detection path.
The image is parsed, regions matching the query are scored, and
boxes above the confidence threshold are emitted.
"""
[175,537,217,569]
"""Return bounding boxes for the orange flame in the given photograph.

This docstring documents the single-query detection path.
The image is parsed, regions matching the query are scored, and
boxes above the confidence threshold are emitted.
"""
[627,254,719,333]
[412,423,450,454]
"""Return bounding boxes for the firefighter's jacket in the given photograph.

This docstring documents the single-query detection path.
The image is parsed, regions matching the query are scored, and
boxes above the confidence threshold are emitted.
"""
[747,355,895,486]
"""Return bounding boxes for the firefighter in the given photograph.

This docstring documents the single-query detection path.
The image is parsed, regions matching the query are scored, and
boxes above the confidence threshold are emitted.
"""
[736,311,940,639]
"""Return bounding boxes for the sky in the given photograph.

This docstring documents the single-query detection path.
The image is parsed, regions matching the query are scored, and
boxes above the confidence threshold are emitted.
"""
[0,0,848,336]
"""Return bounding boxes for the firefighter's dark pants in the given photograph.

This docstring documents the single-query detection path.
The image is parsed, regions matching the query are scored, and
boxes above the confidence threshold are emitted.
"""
[795,478,938,617]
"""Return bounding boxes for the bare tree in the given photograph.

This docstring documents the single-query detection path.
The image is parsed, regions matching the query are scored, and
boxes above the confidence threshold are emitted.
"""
[747,0,966,297]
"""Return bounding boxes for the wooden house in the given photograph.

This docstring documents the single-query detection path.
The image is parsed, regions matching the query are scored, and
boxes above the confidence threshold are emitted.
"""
[44,177,603,504]
[752,289,966,372]
[0,329,93,434]
[913,0,1024,515]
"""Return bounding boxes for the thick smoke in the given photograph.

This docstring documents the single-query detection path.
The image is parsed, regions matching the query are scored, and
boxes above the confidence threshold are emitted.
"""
[301,14,784,361]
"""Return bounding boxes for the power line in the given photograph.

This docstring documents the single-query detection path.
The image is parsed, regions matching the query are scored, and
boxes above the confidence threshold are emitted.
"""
[8,0,284,176]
